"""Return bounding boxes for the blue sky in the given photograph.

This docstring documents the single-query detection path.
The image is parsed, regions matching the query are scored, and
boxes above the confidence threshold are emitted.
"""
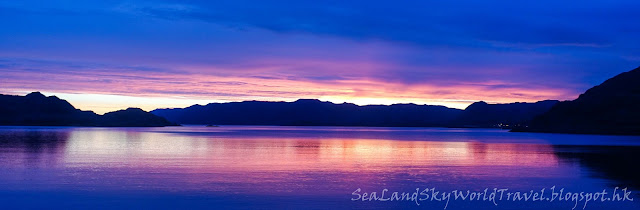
[1,0,639,113]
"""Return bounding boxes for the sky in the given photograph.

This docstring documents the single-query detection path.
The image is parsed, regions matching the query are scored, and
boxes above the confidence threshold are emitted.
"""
[1,0,639,114]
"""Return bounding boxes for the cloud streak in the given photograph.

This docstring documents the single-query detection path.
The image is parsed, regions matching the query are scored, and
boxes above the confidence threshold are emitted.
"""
[0,0,638,112]
[1,58,577,113]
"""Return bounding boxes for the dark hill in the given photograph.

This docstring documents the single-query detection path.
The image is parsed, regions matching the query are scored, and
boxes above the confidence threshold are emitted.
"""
[454,100,558,128]
[99,108,177,127]
[152,99,463,127]
[0,91,560,128]
[514,66,640,135]
[152,99,556,128]
[0,92,177,127]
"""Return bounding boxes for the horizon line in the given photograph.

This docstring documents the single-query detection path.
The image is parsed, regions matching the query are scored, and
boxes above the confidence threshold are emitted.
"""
[1,91,564,114]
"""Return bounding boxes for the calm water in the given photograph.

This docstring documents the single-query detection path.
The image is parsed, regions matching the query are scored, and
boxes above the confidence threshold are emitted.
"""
[0,126,638,209]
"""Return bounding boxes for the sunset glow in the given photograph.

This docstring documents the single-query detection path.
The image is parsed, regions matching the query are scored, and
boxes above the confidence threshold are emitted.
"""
[1,0,639,113]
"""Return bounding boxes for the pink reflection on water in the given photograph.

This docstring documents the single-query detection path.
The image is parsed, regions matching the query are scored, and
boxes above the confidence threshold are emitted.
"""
[54,128,566,195]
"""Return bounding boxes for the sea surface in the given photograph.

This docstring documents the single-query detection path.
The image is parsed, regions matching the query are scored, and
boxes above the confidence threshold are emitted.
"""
[0,126,638,209]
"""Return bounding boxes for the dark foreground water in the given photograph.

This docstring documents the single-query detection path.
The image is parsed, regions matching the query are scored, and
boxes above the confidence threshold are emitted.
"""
[0,126,638,209]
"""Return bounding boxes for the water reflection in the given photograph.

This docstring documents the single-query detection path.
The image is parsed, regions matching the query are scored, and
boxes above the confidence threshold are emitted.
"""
[0,129,68,167]
[0,126,638,209]
[61,131,561,170]
[553,145,640,190]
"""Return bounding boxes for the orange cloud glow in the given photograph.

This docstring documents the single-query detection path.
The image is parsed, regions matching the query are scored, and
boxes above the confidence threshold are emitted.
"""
[1,65,578,113]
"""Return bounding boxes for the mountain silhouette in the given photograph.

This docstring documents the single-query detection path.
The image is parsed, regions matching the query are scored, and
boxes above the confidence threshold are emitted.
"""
[514,66,640,135]
[98,108,178,127]
[0,92,562,128]
[0,92,177,127]
[152,99,555,128]
[454,100,558,128]
[153,99,462,127]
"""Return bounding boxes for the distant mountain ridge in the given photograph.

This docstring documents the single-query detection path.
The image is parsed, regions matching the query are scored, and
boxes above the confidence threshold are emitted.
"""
[454,100,558,128]
[514,66,640,135]
[0,92,177,127]
[152,99,556,128]
[4,66,638,133]
[0,91,561,128]
[153,99,462,127]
